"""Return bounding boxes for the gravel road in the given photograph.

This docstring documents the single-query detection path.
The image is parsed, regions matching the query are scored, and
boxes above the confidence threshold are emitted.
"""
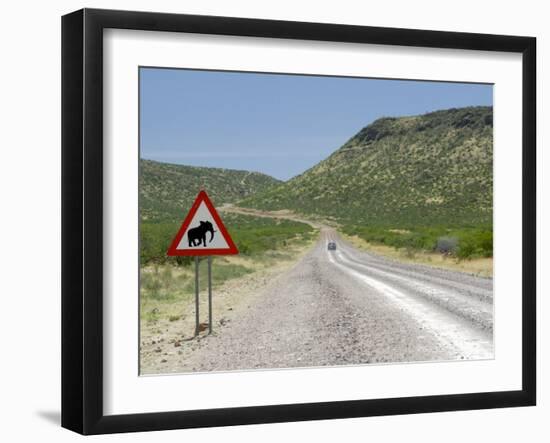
[170,229,494,373]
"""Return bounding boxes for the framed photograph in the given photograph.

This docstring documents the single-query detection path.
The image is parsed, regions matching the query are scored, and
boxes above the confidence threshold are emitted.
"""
[61,8,536,435]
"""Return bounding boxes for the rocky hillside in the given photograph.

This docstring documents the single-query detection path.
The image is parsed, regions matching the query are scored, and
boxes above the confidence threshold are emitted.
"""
[140,159,280,222]
[239,106,493,227]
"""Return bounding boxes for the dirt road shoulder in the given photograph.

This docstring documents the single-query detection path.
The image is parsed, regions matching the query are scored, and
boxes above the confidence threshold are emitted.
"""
[140,236,318,375]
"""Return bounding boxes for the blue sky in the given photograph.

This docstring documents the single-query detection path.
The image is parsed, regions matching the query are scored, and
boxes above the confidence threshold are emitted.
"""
[140,68,492,180]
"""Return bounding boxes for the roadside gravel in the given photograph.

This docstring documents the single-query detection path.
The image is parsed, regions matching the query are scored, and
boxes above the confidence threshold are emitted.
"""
[163,241,467,373]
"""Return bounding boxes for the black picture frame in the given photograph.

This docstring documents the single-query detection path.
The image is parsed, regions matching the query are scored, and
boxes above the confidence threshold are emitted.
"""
[62,8,536,435]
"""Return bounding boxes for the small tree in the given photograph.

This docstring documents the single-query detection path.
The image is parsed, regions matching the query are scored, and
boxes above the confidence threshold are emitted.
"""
[435,236,458,255]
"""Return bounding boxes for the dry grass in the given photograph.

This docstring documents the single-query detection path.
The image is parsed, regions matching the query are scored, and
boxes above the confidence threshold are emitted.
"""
[139,236,317,333]
[343,234,493,278]
[139,236,317,373]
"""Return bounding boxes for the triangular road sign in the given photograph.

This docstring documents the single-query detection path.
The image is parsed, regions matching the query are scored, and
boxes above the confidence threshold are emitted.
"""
[167,190,239,256]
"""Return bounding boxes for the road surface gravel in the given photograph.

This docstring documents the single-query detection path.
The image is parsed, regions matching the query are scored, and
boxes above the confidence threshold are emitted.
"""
[169,229,493,373]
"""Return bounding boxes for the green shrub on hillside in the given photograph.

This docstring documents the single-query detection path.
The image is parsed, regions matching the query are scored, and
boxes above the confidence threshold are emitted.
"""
[240,106,493,228]
[140,159,280,223]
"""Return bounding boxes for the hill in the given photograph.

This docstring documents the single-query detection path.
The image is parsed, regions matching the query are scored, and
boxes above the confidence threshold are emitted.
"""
[239,106,493,227]
[140,159,280,222]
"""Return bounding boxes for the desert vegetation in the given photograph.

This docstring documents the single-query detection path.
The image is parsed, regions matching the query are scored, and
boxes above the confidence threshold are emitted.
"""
[342,225,492,260]
[140,213,315,266]
[140,159,280,223]
[140,213,316,316]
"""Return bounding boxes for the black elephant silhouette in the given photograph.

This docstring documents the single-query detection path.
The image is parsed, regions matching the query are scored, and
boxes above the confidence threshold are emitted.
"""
[188,220,216,247]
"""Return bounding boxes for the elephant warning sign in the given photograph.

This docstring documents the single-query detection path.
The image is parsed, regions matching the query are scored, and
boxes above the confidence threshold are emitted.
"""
[166,190,238,256]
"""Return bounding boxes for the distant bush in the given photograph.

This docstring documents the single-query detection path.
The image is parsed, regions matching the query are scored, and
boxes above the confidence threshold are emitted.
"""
[140,222,180,266]
[435,236,458,254]
[343,225,492,260]
[455,229,493,259]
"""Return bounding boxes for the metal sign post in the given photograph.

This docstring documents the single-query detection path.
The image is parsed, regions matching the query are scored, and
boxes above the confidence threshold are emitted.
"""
[192,256,213,336]
[208,256,213,334]
[194,256,200,336]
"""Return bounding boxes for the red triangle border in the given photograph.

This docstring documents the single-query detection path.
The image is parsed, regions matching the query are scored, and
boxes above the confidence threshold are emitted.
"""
[166,190,239,256]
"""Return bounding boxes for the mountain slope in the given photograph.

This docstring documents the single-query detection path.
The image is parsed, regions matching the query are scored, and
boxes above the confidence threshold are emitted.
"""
[140,159,280,222]
[239,106,493,227]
